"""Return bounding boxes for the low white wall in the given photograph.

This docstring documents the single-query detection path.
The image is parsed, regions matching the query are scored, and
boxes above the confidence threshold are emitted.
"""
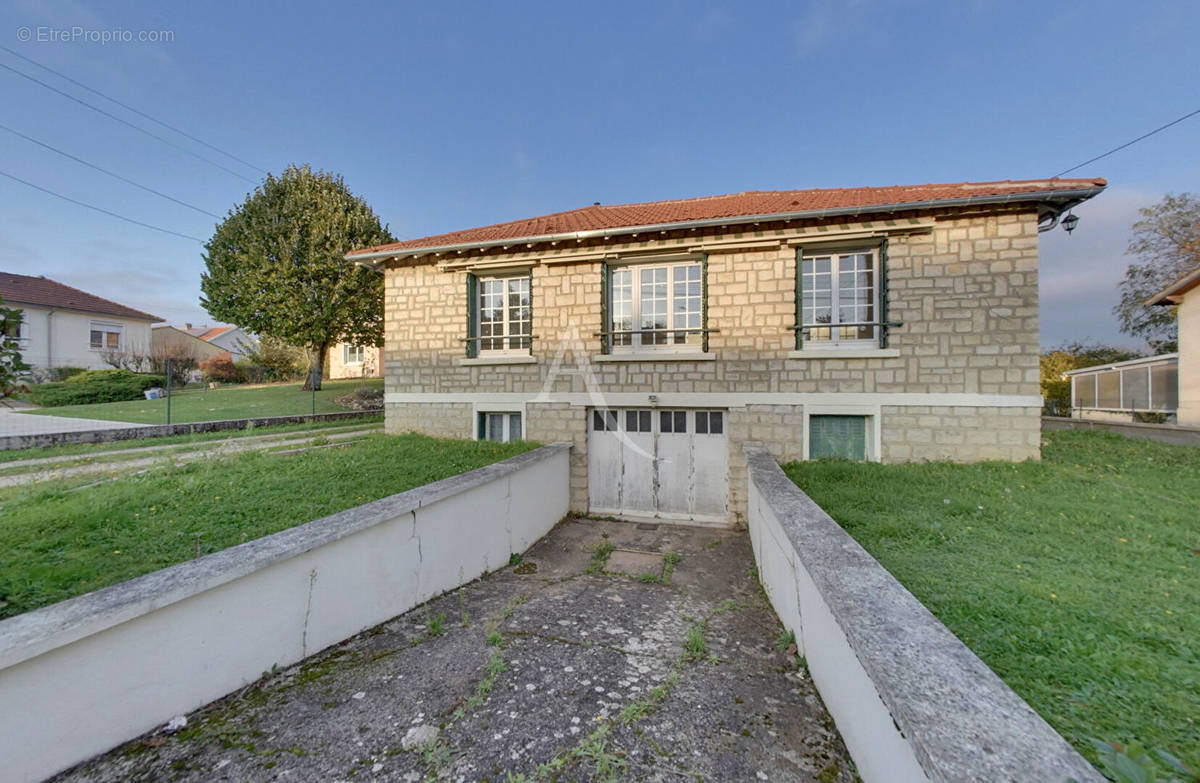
[0,443,570,783]
[744,444,1103,783]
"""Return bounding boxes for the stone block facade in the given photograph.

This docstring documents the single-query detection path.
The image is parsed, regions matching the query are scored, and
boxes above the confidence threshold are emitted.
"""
[379,206,1047,522]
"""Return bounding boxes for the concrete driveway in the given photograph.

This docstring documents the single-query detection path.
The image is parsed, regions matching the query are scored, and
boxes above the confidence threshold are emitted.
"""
[0,406,133,437]
[51,518,855,782]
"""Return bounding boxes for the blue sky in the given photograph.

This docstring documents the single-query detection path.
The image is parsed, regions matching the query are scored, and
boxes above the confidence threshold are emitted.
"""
[1,0,1197,348]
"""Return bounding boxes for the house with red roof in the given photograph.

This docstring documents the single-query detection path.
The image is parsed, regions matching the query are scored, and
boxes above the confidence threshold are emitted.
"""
[347,177,1106,525]
[0,272,161,371]
[180,323,257,359]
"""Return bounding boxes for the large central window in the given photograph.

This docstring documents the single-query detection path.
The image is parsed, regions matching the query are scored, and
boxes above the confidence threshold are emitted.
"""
[477,275,531,353]
[800,249,879,347]
[609,261,702,350]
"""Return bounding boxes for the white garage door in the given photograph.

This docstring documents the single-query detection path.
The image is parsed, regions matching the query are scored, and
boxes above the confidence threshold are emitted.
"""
[587,408,729,524]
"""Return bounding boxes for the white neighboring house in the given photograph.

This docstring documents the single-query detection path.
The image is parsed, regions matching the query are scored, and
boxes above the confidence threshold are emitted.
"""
[0,271,161,371]
[182,324,258,358]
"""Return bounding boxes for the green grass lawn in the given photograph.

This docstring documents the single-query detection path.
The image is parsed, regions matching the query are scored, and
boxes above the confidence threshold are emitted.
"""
[20,378,383,424]
[783,430,1198,771]
[0,433,535,619]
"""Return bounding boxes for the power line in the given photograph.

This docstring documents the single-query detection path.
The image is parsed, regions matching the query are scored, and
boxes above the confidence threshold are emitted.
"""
[0,122,223,219]
[1,45,267,175]
[0,61,258,185]
[1056,107,1200,177]
[0,169,204,242]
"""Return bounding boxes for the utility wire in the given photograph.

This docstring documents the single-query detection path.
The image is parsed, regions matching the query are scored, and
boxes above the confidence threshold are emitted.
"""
[0,123,223,219]
[1,45,267,175]
[1056,107,1200,177]
[0,61,257,185]
[0,169,204,242]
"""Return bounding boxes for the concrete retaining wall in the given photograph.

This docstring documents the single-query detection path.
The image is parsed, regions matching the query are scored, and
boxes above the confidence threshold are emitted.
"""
[743,443,1102,783]
[1043,415,1200,446]
[0,443,570,783]
[0,410,380,451]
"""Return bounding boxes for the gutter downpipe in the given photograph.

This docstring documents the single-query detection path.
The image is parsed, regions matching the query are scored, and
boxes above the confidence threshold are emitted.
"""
[46,308,55,367]
[348,186,1107,269]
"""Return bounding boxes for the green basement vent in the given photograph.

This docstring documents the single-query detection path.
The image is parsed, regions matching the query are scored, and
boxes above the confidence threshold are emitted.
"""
[809,415,867,461]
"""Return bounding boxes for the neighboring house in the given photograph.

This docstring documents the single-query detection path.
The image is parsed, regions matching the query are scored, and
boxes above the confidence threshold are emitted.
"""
[151,325,230,362]
[347,177,1106,524]
[1147,265,1200,426]
[1063,354,1178,423]
[328,342,383,379]
[182,324,257,359]
[0,271,161,371]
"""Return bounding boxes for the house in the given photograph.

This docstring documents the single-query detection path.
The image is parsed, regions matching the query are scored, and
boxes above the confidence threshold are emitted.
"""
[1063,353,1178,423]
[150,325,230,362]
[347,177,1106,524]
[0,271,161,371]
[327,342,383,379]
[182,324,257,359]
[1147,265,1200,426]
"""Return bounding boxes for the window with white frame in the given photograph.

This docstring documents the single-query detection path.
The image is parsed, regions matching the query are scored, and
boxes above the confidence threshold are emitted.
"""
[800,249,879,346]
[608,261,703,350]
[478,411,523,442]
[342,344,364,364]
[89,322,123,351]
[476,275,531,353]
[2,312,26,344]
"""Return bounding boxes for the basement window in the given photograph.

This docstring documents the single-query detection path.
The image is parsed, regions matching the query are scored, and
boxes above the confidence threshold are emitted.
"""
[478,411,523,442]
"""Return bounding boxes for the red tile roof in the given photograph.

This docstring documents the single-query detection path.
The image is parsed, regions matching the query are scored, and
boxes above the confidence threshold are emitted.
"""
[191,325,235,342]
[0,272,161,321]
[348,177,1107,258]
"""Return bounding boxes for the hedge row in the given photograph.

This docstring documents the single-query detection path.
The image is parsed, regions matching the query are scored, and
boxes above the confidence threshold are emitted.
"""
[28,369,167,407]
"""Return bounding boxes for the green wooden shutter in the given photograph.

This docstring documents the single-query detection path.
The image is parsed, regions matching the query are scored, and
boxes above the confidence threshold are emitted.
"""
[599,261,611,355]
[794,246,804,350]
[465,273,478,358]
[701,253,710,353]
[526,267,534,354]
[878,239,889,349]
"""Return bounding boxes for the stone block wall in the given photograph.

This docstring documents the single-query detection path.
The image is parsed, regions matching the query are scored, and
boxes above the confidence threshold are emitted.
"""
[880,405,1041,462]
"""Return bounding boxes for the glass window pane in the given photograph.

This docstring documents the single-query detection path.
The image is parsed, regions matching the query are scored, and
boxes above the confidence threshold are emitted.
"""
[487,413,504,442]
[696,412,708,434]
[593,410,604,431]
[660,410,672,433]
[1151,364,1178,410]
[509,413,522,440]
[1096,370,1121,408]
[1121,368,1149,410]
[710,411,723,434]
[639,410,650,432]
[674,411,687,433]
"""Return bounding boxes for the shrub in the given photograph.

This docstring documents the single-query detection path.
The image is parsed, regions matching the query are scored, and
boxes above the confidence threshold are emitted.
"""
[198,355,245,384]
[334,385,384,411]
[240,337,305,381]
[29,369,166,407]
[35,366,87,383]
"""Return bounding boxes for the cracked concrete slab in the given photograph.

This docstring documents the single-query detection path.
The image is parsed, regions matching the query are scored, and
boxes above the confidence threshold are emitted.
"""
[50,517,857,782]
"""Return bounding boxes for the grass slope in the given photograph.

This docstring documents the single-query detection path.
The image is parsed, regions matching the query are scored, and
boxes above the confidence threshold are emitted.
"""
[783,430,1198,770]
[0,416,382,465]
[0,433,535,619]
[20,378,383,424]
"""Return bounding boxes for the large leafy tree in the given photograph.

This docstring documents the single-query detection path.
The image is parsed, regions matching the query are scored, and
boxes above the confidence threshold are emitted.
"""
[1114,193,1200,353]
[201,165,393,389]
[0,297,30,404]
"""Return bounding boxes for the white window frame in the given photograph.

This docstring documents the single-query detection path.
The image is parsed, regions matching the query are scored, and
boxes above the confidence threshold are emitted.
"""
[3,313,27,346]
[801,404,881,462]
[477,274,532,356]
[800,248,881,349]
[342,344,364,365]
[473,402,525,443]
[608,259,704,353]
[89,321,124,352]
